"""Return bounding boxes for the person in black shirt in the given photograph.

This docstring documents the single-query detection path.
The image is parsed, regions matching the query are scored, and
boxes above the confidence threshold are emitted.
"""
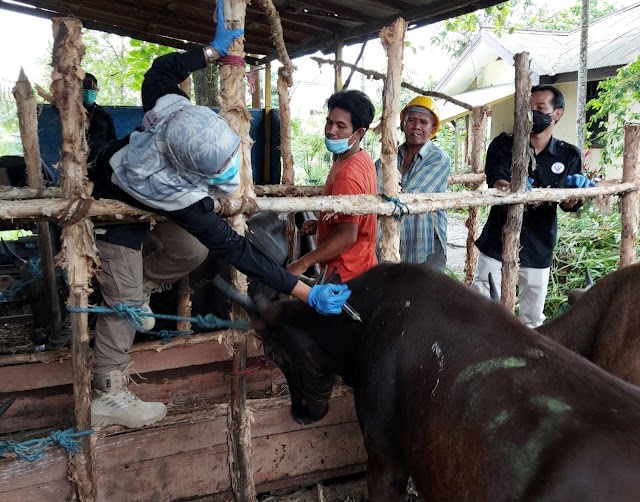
[471,84,595,328]
[82,73,117,164]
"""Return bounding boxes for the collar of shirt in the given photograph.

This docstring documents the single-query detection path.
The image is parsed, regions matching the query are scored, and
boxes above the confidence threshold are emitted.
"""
[534,136,559,157]
[399,140,433,171]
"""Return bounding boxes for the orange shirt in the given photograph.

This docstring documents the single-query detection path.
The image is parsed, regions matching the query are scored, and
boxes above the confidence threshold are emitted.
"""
[316,149,378,282]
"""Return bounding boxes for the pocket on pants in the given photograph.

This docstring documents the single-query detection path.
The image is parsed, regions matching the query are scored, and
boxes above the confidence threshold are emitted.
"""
[97,242,143,304]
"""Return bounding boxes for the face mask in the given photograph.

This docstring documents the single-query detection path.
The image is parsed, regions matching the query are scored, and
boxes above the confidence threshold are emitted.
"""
[325,130,359,155]
[83,89,98,105]
[208,150,240,186]
[531,110,553,134]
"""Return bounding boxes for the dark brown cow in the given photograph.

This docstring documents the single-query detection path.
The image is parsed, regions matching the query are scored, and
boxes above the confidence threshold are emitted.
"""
[227,263,640,501]
[536,263,640,386]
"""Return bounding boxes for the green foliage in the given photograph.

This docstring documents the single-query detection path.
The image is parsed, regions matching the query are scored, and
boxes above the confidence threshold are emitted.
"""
[527,0,615,31]
[545,204,634,318]
[125,38,174,93]
[81,31,140,105]
[0,78,21,156]
[432,0,534,57]
[433,0,615,58]
[291,116,331,185]
[586,55,640,172]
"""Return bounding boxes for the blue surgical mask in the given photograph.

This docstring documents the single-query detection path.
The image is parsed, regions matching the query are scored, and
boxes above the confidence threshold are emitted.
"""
[208,150,240,186]
[83,89,98,105]
[325,130,358,155]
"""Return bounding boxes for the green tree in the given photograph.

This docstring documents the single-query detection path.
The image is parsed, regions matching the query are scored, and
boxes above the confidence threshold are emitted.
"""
[291,116,331,185]
[527,0,614,31]
[586,55,640,172]
[0,78,21,156]
[124,38,174,94]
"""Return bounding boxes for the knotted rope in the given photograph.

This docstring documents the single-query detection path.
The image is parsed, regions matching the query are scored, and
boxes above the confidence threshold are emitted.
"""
[381,193,410,220]
[0,428,93,462]
[67,304,250,335]
[0,257,43,303]
[216,55,256,94]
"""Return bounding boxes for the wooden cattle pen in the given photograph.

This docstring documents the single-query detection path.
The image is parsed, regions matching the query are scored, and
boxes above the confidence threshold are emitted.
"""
[1,0,640,500]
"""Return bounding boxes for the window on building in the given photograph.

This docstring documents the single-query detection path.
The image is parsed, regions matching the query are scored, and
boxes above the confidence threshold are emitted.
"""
[586,80,606,148]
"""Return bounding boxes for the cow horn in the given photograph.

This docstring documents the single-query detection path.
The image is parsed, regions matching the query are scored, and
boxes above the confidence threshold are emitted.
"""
[585,269,594,288]
[213,274,260,317]
[0,396,16,418]
[488,272,500,302]
[0,238,28,274]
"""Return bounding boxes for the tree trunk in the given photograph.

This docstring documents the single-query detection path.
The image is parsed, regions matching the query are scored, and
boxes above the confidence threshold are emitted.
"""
[378,17,407,263]
[619,123,640,268]
[501,53,531,313]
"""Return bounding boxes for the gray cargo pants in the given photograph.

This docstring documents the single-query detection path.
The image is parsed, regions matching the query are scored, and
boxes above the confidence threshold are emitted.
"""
[93,222,208,375]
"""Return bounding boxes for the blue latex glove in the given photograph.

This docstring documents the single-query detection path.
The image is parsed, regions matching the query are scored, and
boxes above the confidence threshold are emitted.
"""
[308,283,352,315]
[565,174,596,188]
[210,2,244,57]
[526,177,534,191]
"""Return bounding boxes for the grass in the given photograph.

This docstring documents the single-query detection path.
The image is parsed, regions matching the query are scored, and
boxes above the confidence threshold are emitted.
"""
[545,201,633,318]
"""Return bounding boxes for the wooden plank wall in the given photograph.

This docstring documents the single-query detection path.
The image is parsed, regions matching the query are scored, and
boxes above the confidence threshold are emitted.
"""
[0,338,366,500]
[0,393,367,501]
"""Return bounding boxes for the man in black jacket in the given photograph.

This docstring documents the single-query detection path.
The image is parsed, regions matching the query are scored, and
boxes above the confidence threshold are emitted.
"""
[82,73,117,164]
[471,84,595,328]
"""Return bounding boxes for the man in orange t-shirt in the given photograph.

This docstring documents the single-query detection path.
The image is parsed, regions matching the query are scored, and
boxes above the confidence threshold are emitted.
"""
[287,90,378,282]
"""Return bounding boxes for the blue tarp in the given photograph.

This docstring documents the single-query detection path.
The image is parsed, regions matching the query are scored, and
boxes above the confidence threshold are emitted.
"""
[37,105,281,185]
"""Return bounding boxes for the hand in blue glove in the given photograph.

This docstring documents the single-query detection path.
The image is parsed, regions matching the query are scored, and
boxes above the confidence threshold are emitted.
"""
[565,174,596,188]
[526,177,534,192]
[308,283,352,315]
[210,1,244,57]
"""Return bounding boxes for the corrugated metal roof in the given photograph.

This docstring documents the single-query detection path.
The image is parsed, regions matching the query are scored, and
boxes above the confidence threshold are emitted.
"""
[0,0,504,65]
[495,2,640,76]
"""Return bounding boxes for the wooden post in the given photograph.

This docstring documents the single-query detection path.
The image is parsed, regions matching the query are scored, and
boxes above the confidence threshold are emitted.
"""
[619,123,640,268]
[257,0,298,264]
[176,275,192,332]
[378,17,407,263]
[453,119,459,174]
[334,35,343,92]
[51,17,97,501]
[217,0,256,499]
[464,106,488,284]
[12,69,63,342]
[264,62,272,184]
[501,52,531,313]
[250,64,261,109]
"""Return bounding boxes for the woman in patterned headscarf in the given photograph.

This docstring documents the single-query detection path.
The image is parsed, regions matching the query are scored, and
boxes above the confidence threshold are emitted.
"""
[88,2,351,430]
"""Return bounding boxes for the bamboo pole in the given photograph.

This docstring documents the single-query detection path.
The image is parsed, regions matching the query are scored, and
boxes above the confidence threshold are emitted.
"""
[619,123,640,267]
[51,17,97,502]
[12,69,63,342]
[217,0,256,498]
[334,36,343,92]
[501,53,531,313]
[0,182,636,222]
[464,106,488,284]
[378,17,407,263]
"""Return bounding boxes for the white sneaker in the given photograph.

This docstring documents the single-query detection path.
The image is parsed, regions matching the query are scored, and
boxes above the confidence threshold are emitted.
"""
[91,369,166,428]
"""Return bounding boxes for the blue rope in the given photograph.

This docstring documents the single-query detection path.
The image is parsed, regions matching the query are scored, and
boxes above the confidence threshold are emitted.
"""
[149,329,195,344]
[381,193,410,220]
[67,304,250,332]
[0,257,43,303]
[0,428,93,462]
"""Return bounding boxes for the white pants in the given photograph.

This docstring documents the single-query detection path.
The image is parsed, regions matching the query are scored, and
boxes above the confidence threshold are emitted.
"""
[470,252,550,328]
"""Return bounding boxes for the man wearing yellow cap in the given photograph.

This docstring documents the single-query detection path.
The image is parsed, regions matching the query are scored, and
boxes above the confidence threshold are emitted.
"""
[377,96,451,269]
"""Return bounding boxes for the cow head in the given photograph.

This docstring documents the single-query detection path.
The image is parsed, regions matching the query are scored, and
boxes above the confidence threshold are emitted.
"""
[214,276,337,425]
[0,239,49,345]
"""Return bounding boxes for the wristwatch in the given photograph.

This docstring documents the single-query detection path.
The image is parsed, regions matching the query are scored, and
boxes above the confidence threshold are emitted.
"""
[203,46,217,64]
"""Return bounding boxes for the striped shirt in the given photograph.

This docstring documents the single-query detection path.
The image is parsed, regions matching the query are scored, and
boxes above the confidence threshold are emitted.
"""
[377,141,451,263]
